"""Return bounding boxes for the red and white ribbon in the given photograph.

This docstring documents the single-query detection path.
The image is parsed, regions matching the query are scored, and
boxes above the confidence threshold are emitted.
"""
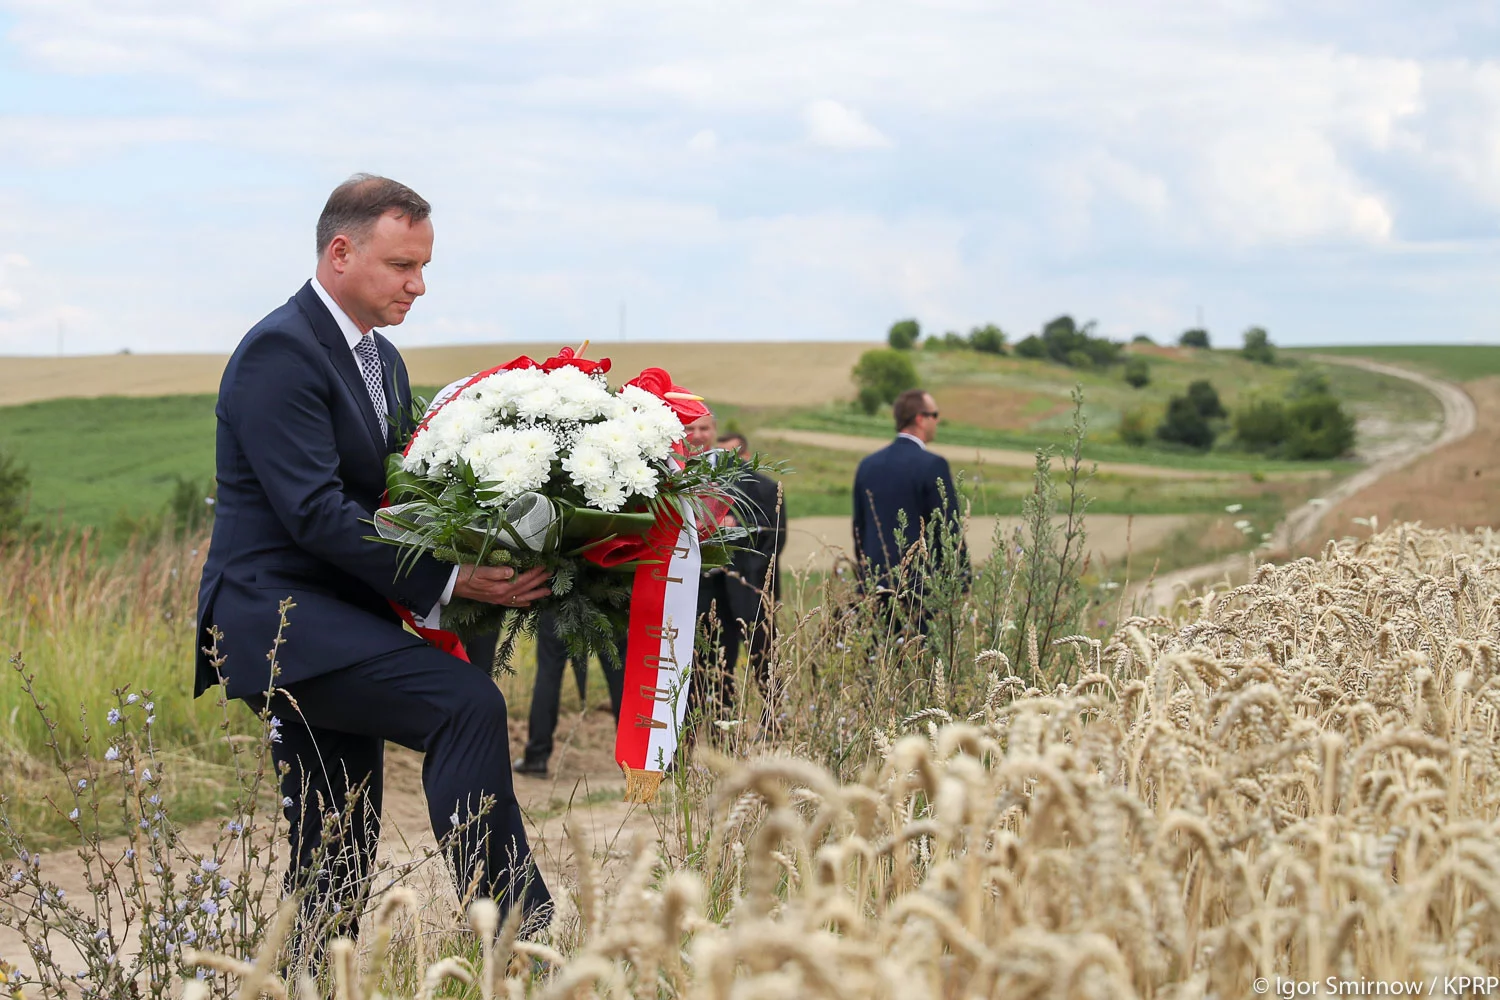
[615,506,700,802]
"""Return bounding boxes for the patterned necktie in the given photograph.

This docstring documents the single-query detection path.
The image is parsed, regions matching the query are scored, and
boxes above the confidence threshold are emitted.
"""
[352,334,389,430]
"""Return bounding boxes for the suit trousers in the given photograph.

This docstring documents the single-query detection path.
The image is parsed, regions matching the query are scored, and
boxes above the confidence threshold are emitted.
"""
[253,642,551,944]
[521,610,625,764]
[694,572,741,720]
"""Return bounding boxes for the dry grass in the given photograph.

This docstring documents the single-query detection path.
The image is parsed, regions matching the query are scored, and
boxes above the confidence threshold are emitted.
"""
[0,343,874,409]
[161,521,1500,997]
[1324,375,1500,534]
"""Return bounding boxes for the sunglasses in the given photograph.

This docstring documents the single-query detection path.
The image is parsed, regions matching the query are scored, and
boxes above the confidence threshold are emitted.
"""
[919,410,940,419]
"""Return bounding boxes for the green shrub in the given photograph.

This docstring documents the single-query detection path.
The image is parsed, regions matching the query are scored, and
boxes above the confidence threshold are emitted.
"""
[1287,369,1332,400]
[1179,328,1210,349]
[1123,356,1151,388]
[1117,407,1152,446]
[1241,326,1275,365]
[1186,379,1226,420]
[1131,333,1155,345]
[852,349,919,412]
[1283,393,1356,459]
[1156,395,1216,450]
[887,318,921,350]
[969,324,1006,354]
[0,446,27,543]
[1015,334,1046,359]
[1232,396,1289,453]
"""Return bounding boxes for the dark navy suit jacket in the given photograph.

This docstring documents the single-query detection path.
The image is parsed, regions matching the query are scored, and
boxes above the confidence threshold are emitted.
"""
[194,282,452,699]
[851,436,965,578]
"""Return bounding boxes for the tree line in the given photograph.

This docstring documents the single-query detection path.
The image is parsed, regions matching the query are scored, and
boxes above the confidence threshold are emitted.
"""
[853,317,1356,460]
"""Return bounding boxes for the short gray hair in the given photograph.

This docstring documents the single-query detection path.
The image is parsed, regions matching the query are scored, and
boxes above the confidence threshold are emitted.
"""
[315,174,431,255]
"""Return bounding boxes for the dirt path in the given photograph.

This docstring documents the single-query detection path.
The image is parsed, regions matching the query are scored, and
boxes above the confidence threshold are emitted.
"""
[757,428,1248,480]
[0,712,654,990]
[781,513,1191,576]
[1136,356,1477,613]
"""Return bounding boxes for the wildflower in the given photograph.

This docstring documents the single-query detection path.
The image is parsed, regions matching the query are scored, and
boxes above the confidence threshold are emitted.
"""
[1224,503,1243,513]
[144,701,154,712]
[146,715,155,725]
[268,715,282,730]
[219,877,232,894]
[124,849,135,861]
[10,871,22,884]
[68,808,79,821]
[281,796,293,809]
[94,928,108,941]
[77,779,87,790]
[226,820,243,836]
[126,694,139,705]
[198,899,218,916]
[141,768,153,782]
[106,708,120,726]
[200,859,220,872]
[148,794,160,805]
[104,746,119,762]
[450,811,460,827]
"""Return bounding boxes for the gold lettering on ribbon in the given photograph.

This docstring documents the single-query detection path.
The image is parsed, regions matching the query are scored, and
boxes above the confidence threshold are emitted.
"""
[644,651,678,673]
[650,565,682,584]
[634,713,668,730]
[640,684,673,703]
[646,624,681,644]
[672,542,691,559]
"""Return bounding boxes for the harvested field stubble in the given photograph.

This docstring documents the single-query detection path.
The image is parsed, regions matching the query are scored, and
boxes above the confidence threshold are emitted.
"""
[151,522,1500,997]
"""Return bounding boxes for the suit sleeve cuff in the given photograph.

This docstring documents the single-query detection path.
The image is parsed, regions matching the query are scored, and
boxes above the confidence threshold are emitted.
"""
[415,566,460,629]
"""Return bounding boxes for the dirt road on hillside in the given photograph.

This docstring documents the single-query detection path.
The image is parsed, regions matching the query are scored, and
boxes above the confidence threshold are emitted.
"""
[781,513,1191,576]
[1136,356,1477,613]
[758,428,1246,480]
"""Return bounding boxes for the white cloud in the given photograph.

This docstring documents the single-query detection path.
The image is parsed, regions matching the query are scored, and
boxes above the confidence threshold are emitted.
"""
[0,1,1498,351]
[802,99,891,149]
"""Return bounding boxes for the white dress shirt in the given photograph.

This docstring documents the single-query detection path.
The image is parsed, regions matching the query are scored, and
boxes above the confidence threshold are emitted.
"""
[310,277,457,623]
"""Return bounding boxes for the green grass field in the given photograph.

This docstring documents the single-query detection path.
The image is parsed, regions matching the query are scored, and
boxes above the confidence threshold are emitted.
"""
[0,343,1442,539]
[1287,345,1500,383]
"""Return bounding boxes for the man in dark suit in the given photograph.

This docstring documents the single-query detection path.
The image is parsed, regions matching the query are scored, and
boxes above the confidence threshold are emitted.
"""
[851,388,966,618]
[195,175,553,942]
[512,611,626,777]
[716,432,787,701]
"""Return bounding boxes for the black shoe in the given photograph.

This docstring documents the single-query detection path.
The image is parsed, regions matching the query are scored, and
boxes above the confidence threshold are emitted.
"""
[513,756,549,777]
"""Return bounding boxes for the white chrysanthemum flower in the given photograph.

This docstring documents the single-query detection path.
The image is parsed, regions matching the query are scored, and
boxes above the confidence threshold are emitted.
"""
[562,444,614,493]
[545,368,613,421]
[420,396,493,469]
[510,426,559,466]
[585,480,629,512]
[459,427,517,472]
[616,456,659,498]
[577,420,640,463]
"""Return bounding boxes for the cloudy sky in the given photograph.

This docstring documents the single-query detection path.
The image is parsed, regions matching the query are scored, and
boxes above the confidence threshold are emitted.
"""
[1,1,1498,355]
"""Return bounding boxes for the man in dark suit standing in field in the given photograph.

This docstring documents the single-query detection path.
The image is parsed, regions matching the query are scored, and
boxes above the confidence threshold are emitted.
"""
[195,175,554,943]
[851,388,966,617]
[716,432,787,700]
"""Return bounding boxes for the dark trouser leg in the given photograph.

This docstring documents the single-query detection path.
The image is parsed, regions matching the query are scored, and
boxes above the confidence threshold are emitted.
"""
[694,576,739,721]
[523,610,569,764]
[256,698,382,949]
[602,630,627,718]
[264,646,551,930]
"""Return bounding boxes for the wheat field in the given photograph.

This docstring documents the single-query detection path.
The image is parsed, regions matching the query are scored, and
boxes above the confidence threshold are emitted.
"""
[0,343,873,409]
[120,521,1499,998]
